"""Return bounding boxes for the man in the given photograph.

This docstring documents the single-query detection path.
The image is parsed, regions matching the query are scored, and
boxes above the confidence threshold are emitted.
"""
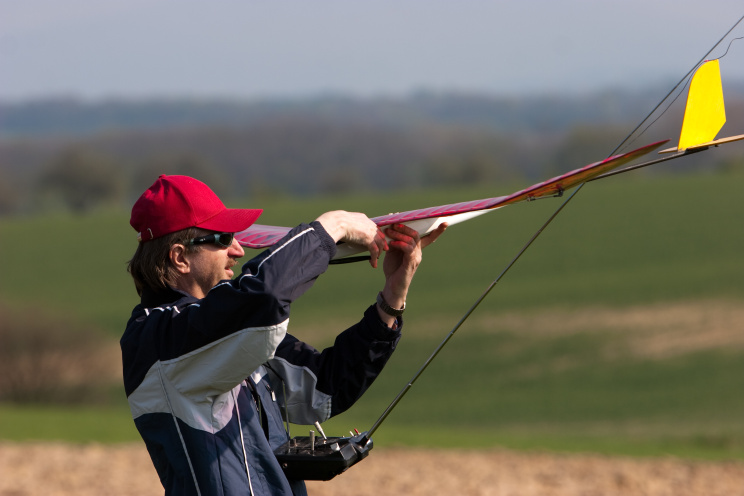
[121,175,445,496]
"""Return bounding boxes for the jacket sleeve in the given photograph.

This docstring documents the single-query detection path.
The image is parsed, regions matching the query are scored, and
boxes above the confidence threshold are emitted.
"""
[179,221,336,350]
[124,222,338,400]
[263,304,402,425]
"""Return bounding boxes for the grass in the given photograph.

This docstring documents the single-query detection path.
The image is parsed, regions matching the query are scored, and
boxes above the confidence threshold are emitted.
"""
[0,403,139,444]
[1,170,743,460]
[0,208,136,335]
[314,326,744,460]
[369,423,744,460]
[2,171,743,332]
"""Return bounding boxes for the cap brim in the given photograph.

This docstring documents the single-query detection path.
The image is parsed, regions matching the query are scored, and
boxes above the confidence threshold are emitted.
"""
[196,208,263,233]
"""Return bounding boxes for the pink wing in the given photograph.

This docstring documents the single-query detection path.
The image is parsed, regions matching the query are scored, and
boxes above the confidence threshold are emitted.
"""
[235,140,667,250]
[235,224,295,250]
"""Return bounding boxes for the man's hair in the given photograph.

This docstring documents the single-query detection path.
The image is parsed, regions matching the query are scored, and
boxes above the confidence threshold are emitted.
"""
[127,227,202,296]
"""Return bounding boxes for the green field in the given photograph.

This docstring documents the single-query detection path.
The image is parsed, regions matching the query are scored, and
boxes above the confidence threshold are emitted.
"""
[1,170,743,459]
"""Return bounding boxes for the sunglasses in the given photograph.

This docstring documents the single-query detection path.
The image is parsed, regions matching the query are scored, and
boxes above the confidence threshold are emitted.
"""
[187,232,235,248]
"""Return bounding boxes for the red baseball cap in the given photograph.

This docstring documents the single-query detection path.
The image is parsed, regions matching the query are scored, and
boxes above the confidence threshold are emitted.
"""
[131,175,262,242]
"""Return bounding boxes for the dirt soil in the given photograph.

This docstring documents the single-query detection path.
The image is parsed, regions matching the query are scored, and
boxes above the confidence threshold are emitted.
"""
[1,443,743,496]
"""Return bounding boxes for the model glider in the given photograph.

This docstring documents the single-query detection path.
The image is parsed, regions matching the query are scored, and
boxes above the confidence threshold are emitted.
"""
[236,140,666,260]
[236,59,743,261]
[659,59,744,153]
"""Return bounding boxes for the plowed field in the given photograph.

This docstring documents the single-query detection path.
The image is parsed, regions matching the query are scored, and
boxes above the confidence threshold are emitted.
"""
[1,443,743,496]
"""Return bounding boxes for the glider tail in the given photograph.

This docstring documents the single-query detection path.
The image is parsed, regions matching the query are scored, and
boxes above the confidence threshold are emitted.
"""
[677,59,726,151]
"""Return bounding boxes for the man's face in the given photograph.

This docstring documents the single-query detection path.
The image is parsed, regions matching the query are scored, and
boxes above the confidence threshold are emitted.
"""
[181,234,245,298]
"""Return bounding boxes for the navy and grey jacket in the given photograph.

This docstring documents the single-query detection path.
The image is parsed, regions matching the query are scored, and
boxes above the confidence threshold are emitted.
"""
[121,222,402,496]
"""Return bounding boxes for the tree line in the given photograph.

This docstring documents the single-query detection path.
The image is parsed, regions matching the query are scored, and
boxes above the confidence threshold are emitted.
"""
[2,89,743,216]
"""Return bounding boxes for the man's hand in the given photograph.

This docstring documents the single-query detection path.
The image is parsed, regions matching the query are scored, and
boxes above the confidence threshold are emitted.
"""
[377,223,447,327]
[315,210,389,268]
[315,210,447,326]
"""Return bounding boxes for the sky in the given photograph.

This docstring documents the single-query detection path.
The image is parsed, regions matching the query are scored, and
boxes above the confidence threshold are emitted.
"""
[2,1,744,102]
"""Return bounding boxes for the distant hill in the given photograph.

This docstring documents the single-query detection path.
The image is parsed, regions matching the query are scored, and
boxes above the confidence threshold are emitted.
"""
[0,88,692,138]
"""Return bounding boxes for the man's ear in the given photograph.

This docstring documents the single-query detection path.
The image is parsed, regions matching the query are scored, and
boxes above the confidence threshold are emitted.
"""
[169,244,191,275]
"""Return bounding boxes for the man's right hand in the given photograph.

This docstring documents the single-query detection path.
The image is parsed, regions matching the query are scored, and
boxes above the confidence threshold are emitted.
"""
[315,210,389,268]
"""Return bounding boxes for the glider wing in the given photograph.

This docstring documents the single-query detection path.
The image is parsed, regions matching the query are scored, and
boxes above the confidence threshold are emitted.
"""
[372,140,667,228]
[236,140,666,258]
[234,224,295,250]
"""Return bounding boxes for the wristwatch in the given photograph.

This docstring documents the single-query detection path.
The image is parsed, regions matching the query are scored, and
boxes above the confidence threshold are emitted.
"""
[377,291,405,317]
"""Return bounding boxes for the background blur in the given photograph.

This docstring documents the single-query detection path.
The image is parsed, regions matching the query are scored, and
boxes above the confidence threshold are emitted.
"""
[1,0,744,467]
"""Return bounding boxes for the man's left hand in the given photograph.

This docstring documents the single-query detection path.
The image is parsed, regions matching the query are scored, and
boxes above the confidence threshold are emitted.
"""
[376,223,447,326]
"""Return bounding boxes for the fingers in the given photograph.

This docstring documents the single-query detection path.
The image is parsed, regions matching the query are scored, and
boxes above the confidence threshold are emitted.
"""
[421,222,448,249]
[384,224,419,252]
[314,211,377,244]
[367,230,388,268]
[347,214,386,248]
[384,222,447,251]
[345,216,388,268]
[316,212,447,269]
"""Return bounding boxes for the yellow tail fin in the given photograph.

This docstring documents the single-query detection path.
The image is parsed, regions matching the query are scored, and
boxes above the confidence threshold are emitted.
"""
[677,59,726,150]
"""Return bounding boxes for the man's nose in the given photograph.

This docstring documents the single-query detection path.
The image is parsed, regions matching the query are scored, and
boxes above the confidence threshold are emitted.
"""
[229,238,245,258]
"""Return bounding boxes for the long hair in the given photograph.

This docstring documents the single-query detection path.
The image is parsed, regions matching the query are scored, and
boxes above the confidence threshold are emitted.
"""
[127,228,202,296]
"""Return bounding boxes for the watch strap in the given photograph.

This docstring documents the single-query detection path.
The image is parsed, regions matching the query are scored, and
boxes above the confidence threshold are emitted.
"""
[376,291,405,317]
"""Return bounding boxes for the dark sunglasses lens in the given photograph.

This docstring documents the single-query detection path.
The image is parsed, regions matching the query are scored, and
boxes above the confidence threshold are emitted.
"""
[216,233,234,247]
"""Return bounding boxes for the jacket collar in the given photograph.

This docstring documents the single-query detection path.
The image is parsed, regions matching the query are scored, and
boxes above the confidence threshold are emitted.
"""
[140,285,192,308]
